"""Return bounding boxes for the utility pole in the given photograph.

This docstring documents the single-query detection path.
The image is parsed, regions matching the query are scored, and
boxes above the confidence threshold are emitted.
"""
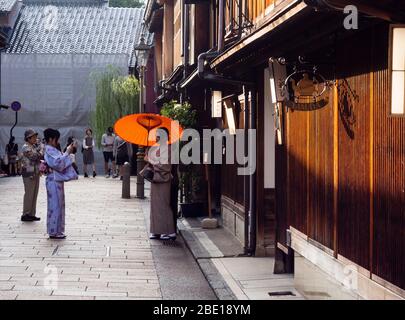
[134,31,151,199]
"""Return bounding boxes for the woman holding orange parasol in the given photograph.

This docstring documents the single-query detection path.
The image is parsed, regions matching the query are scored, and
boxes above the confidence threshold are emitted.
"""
[114,114,182,241]
[144,127,176,240]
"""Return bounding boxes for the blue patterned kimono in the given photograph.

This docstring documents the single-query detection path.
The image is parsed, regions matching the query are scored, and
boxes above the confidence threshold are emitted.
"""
[44,145,76,237]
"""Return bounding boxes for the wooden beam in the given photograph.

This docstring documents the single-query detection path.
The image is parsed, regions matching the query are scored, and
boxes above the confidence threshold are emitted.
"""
[369,28,374,279]
[306,110,310,237]
[162,0,174,79]
[333,82,338,258]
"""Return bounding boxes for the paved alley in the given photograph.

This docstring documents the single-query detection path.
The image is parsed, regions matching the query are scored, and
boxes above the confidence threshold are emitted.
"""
[0,176,215,300]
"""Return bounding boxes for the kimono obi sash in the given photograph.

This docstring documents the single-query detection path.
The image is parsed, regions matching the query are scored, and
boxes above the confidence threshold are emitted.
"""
[50,166,78,182]
[45,145,78,182]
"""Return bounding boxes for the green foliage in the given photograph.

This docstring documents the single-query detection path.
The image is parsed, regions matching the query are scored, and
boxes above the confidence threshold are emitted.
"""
[109,0,144,8]
[160,100,202,203]
[179,165,205,203]
[160,100,197,129]
[90,66,140,147]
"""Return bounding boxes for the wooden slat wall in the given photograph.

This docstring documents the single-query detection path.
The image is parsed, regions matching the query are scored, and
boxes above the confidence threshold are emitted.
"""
[223,0,281,29]
[307,96,334,248]
[154,32,163,83]
[162,0,174,79]
[221,94,243,206]
[173,0,182,68]
[284,23,404,289]
[237,0,277,21]
[286,109,308,233]
[336,30,371,270]
[221,162,245,206]
[372,24,405,290]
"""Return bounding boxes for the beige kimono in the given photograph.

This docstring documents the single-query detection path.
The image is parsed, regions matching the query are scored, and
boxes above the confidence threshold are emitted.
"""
[147,146,175,235]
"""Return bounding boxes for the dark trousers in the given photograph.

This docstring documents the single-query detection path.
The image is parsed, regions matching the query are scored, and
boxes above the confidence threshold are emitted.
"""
[22,173,40,217]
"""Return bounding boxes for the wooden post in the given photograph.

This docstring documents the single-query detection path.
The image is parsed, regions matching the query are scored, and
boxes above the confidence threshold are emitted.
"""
[122,162,131,199]
[205,164,212,218]
[201,156,218,229]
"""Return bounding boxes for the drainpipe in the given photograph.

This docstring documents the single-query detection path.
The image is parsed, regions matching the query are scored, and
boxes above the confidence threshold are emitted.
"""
[238,0,243,38]
[248,86,257,256]
[180,0,190,103]
[183,1,190,76]
[218,0,225,52]
[196,0,257,256]
[243,87,250,254]
[196,0,224,77]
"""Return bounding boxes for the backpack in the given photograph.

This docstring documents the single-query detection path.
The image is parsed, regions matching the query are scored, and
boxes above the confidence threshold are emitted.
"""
[117,142,127,157]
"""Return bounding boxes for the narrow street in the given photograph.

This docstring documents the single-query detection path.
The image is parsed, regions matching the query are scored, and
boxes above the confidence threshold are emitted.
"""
[0,176,215,300]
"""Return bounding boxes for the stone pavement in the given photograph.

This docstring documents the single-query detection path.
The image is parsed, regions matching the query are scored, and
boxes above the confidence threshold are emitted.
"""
[0,176,215,300]
[178,217,304,300]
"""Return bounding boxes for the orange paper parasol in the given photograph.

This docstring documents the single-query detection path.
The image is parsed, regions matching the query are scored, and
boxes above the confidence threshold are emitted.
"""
[114,113,183,146]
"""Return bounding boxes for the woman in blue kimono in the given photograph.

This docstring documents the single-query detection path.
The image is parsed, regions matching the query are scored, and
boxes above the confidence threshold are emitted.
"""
[44,128,78,240]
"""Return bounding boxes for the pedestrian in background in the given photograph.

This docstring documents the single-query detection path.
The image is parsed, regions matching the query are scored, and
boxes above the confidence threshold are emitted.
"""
[5,136,18,176]
[0,151,7,176]
[101,127,116,178]
[64,136,79,175]
[44,128,78,240]
[20,129,43,222]
[113,135,131,180]
[82,128,96,178]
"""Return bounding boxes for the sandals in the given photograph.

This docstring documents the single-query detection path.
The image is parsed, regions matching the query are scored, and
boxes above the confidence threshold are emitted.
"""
[160,234,177,241]
[149,233,176,241]
[49,234,66,240]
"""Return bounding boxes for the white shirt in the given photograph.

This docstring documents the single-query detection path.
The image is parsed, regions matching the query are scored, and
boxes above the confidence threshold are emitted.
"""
[101,134,115,152]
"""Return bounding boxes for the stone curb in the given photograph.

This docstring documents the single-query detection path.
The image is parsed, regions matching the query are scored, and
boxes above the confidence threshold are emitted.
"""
[178,224,237,300]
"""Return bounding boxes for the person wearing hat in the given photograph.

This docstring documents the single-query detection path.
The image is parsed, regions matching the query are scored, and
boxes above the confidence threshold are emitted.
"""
[20,129,43,222]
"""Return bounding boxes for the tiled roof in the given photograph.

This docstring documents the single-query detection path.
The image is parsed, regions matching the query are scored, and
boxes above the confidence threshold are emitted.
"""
[23,0,108,5]
[0,0,17,12]
[6,0,152,63]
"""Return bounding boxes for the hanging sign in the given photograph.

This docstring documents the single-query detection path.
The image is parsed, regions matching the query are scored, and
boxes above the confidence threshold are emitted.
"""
[283,69,329,111]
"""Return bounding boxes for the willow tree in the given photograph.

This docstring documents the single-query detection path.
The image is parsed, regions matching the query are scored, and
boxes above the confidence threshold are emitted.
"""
[91,66,140,147]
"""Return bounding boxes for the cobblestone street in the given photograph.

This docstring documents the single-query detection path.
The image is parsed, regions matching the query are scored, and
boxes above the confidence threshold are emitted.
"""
[0,176,215,300]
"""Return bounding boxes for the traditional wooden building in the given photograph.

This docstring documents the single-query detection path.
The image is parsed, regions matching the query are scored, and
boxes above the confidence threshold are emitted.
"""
[145,0,405,299]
